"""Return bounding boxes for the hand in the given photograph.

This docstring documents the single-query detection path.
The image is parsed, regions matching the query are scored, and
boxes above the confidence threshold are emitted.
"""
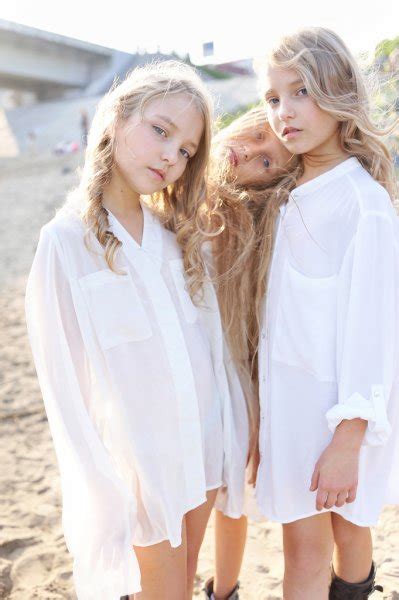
[310,442,360,511]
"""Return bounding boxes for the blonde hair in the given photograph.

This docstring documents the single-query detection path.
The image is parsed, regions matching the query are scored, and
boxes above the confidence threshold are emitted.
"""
[66,60,214,296]
[249,27,398,408]
[258,27,398,199]
[209,106,297,426]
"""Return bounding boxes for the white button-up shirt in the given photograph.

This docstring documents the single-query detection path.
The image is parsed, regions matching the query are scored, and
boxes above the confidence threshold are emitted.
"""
[26,202,248,599]
[256,157,399,526]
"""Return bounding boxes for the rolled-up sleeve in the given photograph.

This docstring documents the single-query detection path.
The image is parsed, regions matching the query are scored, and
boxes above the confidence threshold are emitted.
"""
[25,227,141,599]
[326,211,397,446]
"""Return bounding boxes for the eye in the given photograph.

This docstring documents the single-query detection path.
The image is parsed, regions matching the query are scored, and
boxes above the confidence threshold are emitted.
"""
[266,97,279,106]
[180,148,190,159]
[255,131,264,141]
[153,125,167,137]
[297,87,308,96]
[263,158,270,168]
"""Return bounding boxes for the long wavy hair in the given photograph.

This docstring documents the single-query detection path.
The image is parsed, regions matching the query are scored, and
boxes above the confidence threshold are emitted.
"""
[209,106,297,426]
[65,60,214,298]
[250,27,398,392]
[258,27,398,199]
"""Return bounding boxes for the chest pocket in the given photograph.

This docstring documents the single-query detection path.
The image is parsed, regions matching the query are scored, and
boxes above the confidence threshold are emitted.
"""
[169,259,198,324]
[272,261,337,382]
[79,269,152,350]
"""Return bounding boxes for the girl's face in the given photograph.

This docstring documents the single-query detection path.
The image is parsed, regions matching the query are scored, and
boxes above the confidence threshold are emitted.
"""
[112,93,204,195]
[264,67,341,156]
[226,124,292,186]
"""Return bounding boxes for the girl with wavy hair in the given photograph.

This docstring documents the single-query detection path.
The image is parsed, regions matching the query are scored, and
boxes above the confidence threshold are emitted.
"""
[254,27,399,599]
[25,60,244,600]
[203,107,295,600]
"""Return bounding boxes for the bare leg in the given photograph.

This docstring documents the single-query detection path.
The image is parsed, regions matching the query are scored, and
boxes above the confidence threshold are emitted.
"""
[331,513,372,582]
[283,513,334,600]
[213,511,247,599]
[186,489,219,598]
[133,521,187,600]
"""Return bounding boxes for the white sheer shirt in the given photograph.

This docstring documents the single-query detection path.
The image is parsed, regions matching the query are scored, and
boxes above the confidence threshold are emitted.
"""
[26,202,248,599]
[256,157,399,526]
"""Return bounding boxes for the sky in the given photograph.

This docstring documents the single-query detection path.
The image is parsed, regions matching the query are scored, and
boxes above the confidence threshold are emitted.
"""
[1,0,398,64]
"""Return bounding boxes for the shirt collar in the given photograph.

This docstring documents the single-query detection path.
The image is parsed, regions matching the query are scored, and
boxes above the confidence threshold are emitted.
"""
[290,156,361,199]
[105,200,163,270]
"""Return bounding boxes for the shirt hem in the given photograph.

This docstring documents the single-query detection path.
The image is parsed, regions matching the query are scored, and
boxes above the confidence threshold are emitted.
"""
[132,486,222,548]
[206,480,222,492]
[214,507,246,519]
[256,504,379,528]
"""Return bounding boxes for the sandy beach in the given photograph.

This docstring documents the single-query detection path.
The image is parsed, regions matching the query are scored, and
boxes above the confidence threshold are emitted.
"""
[0,152,398,599]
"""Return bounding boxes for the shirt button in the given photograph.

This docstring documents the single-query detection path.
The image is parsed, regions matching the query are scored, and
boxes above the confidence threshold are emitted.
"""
[261,331,266,340]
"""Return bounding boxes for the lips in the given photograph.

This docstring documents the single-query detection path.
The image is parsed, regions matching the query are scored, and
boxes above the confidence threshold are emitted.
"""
[148,167,165,181]
[282,126,301,138]
[228,147,239,167]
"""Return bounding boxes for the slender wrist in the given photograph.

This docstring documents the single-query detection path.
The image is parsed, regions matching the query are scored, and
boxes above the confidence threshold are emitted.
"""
[330,418,367,452]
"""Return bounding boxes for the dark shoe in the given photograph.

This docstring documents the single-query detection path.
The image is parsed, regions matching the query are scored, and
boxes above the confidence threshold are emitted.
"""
[329,563,383,599]
[204,577,240,599]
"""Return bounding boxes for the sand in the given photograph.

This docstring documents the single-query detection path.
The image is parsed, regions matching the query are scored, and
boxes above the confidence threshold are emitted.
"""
[0,153,398,599]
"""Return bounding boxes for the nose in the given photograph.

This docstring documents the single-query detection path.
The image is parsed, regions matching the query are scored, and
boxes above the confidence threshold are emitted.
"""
[278,97,295,121]
[242,143,253,162]
[161,143,179,165]
[242,141,262,163]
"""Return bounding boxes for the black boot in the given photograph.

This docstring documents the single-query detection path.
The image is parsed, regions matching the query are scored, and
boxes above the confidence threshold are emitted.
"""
[329,563,383,599]
[204,577,240,599]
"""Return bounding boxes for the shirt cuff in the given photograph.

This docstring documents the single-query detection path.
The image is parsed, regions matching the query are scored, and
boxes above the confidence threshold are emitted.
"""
[326,386,392,446]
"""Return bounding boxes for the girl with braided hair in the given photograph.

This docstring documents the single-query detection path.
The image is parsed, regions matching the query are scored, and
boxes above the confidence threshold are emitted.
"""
[26,60,244,600]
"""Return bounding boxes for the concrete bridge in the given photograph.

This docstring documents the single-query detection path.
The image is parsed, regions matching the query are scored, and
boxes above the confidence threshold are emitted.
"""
[0,19,120,101]
[0,19,184,103]
[0,19,259,157]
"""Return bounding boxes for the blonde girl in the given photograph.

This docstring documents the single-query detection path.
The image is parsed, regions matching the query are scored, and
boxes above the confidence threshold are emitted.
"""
[25,61,243,600]
[253,27,399,599]
[204,107,295,600]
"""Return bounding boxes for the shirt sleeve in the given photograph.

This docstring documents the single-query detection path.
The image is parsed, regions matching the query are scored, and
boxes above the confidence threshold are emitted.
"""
[326,211,397,446]
[25,226,141,599]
